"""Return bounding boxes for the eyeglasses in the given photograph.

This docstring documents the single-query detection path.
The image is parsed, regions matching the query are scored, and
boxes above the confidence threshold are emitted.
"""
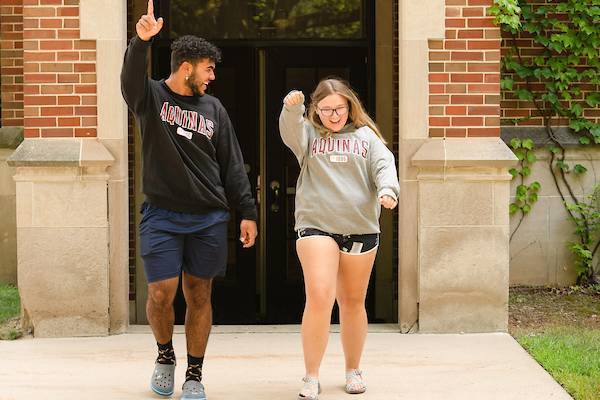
[318,106,349,117]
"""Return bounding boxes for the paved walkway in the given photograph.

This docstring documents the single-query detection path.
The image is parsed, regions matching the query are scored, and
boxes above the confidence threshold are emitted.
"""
[0,326,572,399]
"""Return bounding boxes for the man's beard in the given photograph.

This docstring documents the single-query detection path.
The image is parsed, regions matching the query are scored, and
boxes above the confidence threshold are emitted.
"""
[186,75,203,96]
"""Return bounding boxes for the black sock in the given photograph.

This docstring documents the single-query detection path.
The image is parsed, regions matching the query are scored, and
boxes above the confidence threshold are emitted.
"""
[185,354,204,382]
[156,340,175,365]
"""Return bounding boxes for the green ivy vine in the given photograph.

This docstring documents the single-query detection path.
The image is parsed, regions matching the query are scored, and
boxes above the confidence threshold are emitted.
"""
[490,0,600,284]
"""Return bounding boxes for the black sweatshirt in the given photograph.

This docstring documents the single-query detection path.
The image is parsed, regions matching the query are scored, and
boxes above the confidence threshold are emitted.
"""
[120,36,257,220]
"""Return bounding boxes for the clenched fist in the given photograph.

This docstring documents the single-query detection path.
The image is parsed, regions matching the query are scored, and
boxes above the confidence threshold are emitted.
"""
[379,195,398,210]
[136,0,164,41]
[284,90,305,107]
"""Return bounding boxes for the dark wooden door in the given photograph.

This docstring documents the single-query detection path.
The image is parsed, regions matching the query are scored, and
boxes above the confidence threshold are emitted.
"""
[263,47,369,323]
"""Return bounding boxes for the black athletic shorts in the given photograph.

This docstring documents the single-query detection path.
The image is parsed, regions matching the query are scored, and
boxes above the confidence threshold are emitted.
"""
[296,228,379,255]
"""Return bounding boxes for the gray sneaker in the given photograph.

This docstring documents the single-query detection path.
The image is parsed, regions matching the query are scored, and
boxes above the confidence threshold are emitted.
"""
[150,362,176,397]
[181,380,206,400]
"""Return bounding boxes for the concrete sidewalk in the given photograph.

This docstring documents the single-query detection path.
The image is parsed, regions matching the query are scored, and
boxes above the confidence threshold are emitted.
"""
[0,327,572,400]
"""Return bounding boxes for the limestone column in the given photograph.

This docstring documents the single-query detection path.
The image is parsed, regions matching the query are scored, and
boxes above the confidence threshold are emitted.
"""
[8,139,114,337]
[412,138,517,332]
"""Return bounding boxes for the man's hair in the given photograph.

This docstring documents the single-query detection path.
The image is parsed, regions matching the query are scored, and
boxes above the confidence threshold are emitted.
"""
[170,35,222,73]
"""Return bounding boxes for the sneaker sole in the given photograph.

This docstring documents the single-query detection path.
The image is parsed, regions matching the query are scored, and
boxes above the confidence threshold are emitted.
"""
[151,385,174,397]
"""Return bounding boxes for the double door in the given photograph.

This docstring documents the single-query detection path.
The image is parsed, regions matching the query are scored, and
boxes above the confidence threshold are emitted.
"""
[146,44,371,324]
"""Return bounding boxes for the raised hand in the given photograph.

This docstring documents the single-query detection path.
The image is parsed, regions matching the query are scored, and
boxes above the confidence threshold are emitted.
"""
[136,0,164,41]
[379,195,398,210]
[284,90,305,107]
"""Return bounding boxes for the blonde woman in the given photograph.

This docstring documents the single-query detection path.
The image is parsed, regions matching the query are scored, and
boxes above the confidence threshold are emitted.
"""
[279,78,400,399]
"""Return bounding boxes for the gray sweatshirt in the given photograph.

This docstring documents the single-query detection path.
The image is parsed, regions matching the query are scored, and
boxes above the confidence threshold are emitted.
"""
[279,103,400,234]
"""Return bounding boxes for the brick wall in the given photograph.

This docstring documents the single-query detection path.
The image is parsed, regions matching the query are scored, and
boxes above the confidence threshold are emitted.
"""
[500,1,600,127]
[428,0,501,137]
[22,0,96,138]
[1,0,24,127]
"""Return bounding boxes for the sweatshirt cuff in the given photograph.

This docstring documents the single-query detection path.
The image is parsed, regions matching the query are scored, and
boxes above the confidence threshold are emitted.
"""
[283,103,305,114]
[378,188,397,201]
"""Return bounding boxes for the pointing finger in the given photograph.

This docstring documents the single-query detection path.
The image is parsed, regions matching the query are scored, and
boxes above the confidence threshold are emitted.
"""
[147,0,154,17]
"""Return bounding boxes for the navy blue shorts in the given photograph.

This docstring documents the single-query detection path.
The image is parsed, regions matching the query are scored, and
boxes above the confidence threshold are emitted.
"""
[139,202,230,283]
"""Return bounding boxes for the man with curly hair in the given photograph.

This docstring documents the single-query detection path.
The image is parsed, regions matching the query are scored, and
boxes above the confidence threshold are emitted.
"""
[121,1,257,399]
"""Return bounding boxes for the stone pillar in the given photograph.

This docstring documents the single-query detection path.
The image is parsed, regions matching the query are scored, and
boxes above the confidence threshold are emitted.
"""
[412,138,517,333]
[0,128,23,285]
[7,138,113,337]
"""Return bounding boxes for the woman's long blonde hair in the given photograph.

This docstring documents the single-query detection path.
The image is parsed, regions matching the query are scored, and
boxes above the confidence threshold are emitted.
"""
[307,78,386,144]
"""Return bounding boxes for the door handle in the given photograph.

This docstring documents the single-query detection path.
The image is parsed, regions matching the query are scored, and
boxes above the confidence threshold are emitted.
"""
[270,180,280,213]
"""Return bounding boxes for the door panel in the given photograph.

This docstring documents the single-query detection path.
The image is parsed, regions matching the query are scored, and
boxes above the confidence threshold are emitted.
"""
[264,47,370,323]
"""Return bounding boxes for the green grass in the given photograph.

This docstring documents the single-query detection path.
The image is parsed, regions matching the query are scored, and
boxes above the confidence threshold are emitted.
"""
[515,327,600,400]
[0,283,21,340]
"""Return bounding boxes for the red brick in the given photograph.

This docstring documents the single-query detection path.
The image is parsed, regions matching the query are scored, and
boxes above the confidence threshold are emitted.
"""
[40,0,62,4]
[41,63,73,73]
[57,95,80,105]
[75,127,96,137]
[468,83,499,93]
[40,19,62,28]
[429,106,445,115]
[429,128,445,137]
[41,127,73,137]
[468,127,500,137]
[429,52,451,61]
[468,105,500,115]
[81,116,97,126]
[41,106,73,116]
[468,0,492,6]
[430,117,450,126]
[40,40,73,50]
[63,19,79,29]
[74,106,96,115]
[41,84,73,94]
[467,18,496,28]
[446,106,467,115]
[75,84,96,94]
[57,51,79,61]
[58,29,80,39]
[74,63,95,73]
[484,74,500,83]
[24,52,55,61]
[451,51,483,61]
[458,29,484,39]
[23,29,55,39]
[446,7,461,17]
[429,73,449,83]
[27,116,56,126]
[430,95,450,105]
[451,94,484,104]
[452,116,483,125]
[451,73,483,83]
[445,62,467,72]
[446,128,467,137]
[430,84,445,94]
[446,18,466,28]
[23,7,55,17]
[57,7,78,17]
[58,116,80,126]
[27,73,56,83]
[57,73,79,83]
[467,63,499,72]
[468,40,500,50]
[485,51,501,61]
[446,0,467,5]
[463,7,484,17]
[24,128,40,138]
[81,95,96,105]
[74,40,95,50]
[445,40,466,50]
[428,39,444,50]
[445,30,457,40]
